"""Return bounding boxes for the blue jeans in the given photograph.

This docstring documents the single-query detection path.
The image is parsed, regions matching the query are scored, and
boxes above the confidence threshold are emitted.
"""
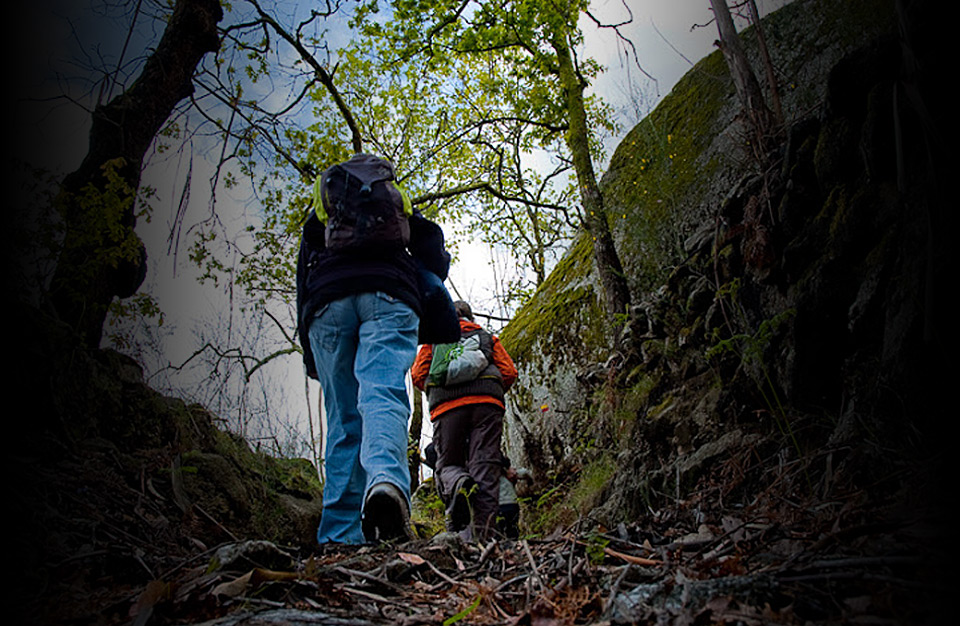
[308,292,419,544]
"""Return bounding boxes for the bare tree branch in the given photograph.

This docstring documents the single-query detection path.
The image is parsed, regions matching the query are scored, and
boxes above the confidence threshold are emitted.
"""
[411,181,570,214]
[584,3,658,85]
[244,0,362,152]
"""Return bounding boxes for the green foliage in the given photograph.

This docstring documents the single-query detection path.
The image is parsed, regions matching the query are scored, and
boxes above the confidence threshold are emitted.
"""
[63,159,144,272]
[106,293,165,350]
[570,454,616,511]
[706,294,804,480]
[524,453,616,537]
[54,158,161,344]
[193,0,625,316]
[584,532,610,565]
[348,0,616,302]
[705,305,795,365]
[443,594,481,626]
[411,478,447,537]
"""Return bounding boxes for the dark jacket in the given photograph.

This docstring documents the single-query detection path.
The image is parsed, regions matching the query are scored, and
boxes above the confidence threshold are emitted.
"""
[296,205,456,379]
[297,210,436,379]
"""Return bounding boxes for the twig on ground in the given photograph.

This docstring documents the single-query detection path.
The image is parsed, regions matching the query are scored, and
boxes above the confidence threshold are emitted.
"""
[333,565,408,594]
[193,504,240,542]
[342,586,409,606]
[521,540,544,593]
[603,546,662,566]
[426,560,463,590]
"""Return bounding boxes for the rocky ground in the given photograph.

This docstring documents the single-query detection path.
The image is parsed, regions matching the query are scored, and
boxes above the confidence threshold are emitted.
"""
[12,396,948,626]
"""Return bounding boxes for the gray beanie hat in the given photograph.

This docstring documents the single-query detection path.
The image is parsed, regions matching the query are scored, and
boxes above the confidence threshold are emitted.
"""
[453,300,474,321]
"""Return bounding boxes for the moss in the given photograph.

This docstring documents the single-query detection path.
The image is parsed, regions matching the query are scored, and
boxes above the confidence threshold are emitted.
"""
[525,453,617,536]
[808,0,896,50]
[641,338,665,365]
[647,392,677,421]
[509,384,535,416]
[590,373,657,452]
[265,457,323,497]
[604,49,733,293]
[179,419,323,546]
[500,234,604,366]
[502,0,903,537]
[623,374,656,413]
[569,454,616,514]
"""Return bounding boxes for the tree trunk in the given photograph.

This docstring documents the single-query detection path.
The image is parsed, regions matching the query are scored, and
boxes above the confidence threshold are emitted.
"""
[409,387,424,493]
[745,0,782,123]
[552,34,631,319]
[709,0,774,149]
[50,0,222,348]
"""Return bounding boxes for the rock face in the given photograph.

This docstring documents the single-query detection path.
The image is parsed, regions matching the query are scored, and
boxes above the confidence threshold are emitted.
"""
[499,0,949,533]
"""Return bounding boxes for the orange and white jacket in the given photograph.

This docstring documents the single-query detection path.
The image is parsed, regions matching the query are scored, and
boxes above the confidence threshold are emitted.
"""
[412,319,517,420]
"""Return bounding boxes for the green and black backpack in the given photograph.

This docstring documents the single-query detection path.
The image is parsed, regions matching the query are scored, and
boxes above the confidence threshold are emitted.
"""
[314,153,413,252]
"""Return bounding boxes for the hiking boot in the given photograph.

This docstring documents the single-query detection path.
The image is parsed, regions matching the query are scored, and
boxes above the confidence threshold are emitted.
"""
[362,482,412,543]
[447,476,475,532]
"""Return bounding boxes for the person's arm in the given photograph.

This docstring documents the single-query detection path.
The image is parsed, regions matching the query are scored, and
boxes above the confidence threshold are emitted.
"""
[492,337,517,391]
[296,212,326,380]
[411,344,434,391]
[408,211,450,280]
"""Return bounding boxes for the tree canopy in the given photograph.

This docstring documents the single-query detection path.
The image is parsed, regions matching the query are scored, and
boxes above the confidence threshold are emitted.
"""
[186,0,639,317]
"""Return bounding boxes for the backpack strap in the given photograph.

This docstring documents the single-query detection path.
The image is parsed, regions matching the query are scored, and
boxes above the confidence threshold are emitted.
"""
[312,171,328,223]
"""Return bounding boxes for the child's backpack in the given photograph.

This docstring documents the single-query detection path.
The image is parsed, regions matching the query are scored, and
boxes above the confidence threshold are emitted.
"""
[428,330,492,387]
[315,153,412,252]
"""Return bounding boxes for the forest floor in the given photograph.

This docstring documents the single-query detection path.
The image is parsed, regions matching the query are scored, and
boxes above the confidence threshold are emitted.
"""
[15,432,948,626]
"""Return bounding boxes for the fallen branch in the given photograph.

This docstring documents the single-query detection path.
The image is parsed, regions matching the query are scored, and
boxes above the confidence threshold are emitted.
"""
[193,504,240,542]
[603,546,662,566]
[342,586,409,607]
[426,560,464,590]
[332,566,407,595]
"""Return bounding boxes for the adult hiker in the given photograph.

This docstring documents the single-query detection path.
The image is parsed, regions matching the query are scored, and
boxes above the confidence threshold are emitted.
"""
[422,441,529,540]
[412,300,517,541]
[297,153,456,545]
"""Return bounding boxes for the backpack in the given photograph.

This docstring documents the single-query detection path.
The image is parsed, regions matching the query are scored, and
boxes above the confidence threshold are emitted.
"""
[428,330,491,387]
[315,153,412,252]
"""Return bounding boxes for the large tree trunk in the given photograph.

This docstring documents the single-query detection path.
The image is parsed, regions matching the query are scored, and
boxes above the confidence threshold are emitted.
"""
[50,0,222,348]
[552,34,631,319]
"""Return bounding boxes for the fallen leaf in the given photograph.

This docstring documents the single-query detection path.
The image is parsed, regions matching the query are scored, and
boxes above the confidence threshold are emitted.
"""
[212,571,253,598]
[398,552,426,565]
[210,568,298,599]
[130,580,171,626]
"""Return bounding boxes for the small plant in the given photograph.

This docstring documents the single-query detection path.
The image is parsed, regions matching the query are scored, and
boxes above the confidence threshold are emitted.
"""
[585,533,610,565]
[411,478,447,538]
[706,301,811,490]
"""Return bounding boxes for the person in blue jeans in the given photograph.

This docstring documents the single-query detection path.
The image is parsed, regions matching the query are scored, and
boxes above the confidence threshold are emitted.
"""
[296,154,456,545]
[307,293,419,544]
